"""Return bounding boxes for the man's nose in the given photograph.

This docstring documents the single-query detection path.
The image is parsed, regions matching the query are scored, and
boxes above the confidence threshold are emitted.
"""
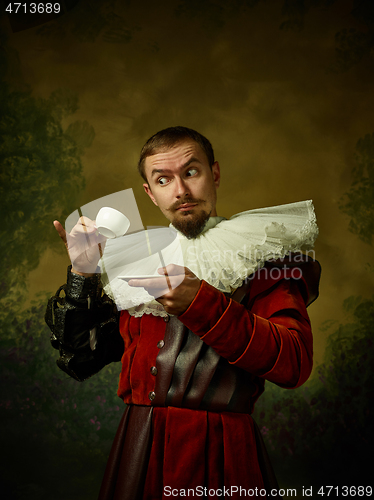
[174,177,190,198]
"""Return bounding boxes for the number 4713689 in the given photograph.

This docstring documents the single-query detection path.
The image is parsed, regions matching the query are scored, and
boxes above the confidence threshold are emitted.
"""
[318,486,372,496]
[5,3,61,14]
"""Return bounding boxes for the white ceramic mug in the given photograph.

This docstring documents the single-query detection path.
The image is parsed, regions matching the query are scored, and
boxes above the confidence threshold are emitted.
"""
[95,207,130,238]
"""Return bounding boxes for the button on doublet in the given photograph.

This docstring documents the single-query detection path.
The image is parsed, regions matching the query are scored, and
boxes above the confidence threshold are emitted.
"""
[150,366,158,376]
[157,340,165,349]
[148,391,156,401]
[163,314,170,322]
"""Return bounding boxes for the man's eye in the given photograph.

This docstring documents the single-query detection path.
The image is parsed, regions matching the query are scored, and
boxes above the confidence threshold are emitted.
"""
[158,177,169,185]
[186,168,198,177]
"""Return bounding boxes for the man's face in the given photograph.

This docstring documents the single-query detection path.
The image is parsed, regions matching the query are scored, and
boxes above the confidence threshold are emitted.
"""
[143,140,220,238]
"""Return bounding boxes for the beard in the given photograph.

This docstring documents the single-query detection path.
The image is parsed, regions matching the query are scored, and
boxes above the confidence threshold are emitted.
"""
[171,207,210,239]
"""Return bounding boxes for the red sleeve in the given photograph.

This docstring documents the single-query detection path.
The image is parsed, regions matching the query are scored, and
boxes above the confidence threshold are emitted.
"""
[178,272,313,389]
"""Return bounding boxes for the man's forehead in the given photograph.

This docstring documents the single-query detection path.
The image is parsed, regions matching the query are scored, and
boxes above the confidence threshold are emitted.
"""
[145,140,206,169]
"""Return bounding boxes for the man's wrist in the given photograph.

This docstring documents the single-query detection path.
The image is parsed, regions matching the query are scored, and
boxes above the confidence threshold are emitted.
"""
[71,267,96,278]
[66,265,101,300]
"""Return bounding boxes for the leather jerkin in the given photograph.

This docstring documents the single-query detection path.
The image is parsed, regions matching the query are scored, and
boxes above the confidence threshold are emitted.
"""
[98,258,320,499]
[99,286,272,499]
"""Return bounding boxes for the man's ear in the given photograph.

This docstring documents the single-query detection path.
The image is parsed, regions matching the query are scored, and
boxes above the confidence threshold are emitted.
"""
[212,161,220,188]
[143,183,158,206]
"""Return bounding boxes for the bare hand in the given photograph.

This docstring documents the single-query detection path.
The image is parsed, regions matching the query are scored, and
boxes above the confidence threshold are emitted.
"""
[128,264,201,316]
[53,217,106,276]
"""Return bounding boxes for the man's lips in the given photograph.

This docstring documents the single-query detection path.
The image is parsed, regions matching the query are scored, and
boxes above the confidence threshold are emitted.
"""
[176,203,197,211]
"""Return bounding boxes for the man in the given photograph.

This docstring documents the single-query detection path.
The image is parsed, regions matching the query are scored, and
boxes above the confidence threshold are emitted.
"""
[46,126,320,500]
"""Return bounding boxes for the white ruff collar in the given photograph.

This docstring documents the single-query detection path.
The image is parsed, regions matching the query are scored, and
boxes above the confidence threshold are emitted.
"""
[101,200,318,317]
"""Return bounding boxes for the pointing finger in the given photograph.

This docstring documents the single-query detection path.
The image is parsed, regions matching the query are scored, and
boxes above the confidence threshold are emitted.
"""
[128,276,169,289]
[157,264,186,276]
[53,220,67,245]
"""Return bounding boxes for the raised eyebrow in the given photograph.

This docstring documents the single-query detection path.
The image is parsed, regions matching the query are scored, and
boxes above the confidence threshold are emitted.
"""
[182,157,201,169]
[151,168,168,178]
[150,157,201,178]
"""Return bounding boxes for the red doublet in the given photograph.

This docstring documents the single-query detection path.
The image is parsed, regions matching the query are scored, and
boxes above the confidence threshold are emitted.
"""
[108,266,313,500]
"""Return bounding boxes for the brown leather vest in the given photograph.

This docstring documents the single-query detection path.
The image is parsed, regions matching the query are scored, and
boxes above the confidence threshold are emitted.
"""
[152,315,263,413]
[151,257,320,414]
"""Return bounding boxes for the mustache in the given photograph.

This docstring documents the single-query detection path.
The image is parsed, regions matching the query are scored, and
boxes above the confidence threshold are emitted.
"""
[170,198,204,211]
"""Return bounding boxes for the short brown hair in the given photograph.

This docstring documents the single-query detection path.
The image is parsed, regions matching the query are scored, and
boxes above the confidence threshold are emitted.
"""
[138,126,215,182]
